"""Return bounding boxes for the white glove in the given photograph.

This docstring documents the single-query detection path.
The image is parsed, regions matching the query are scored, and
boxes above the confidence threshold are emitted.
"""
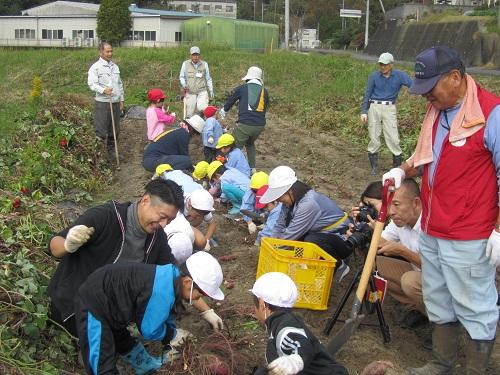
[204,239,211,252]
[162,345,181,364]
[208,136,214,145]
[219,109,226,119]
[248,221,257,234]
[200,308,224,331]
[169,328,193,348]
[64,225,95,253]
[360,114,368,123]
[170,112,176,118]
[268,354,304,375]
[382,167,406,189]
[486,229,500,267]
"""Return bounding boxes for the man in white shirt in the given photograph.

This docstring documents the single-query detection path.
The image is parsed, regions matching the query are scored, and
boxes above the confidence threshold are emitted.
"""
[87,42,124,153]
[377,178,426,326]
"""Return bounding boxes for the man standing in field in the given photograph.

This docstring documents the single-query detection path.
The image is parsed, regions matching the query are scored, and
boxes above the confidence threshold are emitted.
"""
[361,52,412,175]
[179,46,214,118]
[87,42,124,155]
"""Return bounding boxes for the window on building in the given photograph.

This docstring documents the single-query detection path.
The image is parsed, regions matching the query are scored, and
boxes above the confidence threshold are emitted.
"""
[15,29,35,39]
[145,31,156,41]
[175,32,182,42]
[134,31,145,40]
[203,5,210,11]
[215,5,222,11]
[72,30,94,39]
[226,5,233,12]
[42,29,63,39]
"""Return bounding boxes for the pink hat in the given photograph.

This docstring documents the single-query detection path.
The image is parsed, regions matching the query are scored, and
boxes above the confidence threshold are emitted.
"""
[255,185,269,210]
[147,88,165,102]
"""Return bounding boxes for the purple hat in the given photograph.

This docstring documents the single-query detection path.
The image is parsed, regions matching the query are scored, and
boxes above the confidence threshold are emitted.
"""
[409,46,464,95]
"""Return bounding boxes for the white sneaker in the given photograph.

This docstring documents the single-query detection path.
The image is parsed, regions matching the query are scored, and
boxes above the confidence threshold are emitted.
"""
[334,260,350,284]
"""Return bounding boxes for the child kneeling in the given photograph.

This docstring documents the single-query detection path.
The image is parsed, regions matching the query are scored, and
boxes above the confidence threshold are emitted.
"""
[75,252,224,375]
[251,272,348,375]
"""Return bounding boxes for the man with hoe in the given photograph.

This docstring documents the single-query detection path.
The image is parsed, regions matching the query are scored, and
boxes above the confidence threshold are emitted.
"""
[361,52,412,175]
[383,45,500,374]
[179,46,214,118]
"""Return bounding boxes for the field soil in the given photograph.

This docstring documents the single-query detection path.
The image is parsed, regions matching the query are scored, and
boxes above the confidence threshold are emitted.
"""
[102,113,499,375]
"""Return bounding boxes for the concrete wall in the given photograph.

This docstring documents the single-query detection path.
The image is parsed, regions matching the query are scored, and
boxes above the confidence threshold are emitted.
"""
[365,19,500,67]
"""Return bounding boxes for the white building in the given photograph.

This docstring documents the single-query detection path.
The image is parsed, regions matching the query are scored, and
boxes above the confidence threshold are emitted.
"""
[0,1,203,48]
[292,28,320,49]
[170,0,237,19]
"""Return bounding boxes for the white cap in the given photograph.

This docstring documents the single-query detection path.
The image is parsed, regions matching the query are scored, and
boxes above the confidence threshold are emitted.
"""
[242,66,263,81]
[188,189,215,211]
[190,46,200,55]
[185,115,205,133]
[378,52,394,64]
[186,252,224,300]
[164,212,195,242]
[168,232,193,265]
[251,272,298,308]
[259,166,297,204]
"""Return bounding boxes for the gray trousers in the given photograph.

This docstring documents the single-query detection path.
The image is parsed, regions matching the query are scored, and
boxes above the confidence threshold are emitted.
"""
[94,101,121,148]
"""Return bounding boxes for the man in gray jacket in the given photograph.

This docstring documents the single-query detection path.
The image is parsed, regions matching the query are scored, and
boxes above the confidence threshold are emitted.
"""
[87,42,124,153]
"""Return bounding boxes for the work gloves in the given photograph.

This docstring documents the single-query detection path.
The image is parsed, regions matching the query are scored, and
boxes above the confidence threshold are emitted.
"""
[64,225,95,253]
[268,354,304,375]
[161,345,181,365]
[486,230,500,267]
[204,239,211,252]
[248,221,257,234]
[382,168,405,189]
[200,308,224,331]
[207,136,215,145]
[360,114,368,123]
[169,328,193,348]
[219,109,226,119]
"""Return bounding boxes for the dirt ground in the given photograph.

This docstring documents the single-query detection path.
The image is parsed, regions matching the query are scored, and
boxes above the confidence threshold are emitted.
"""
[104,113,499,375]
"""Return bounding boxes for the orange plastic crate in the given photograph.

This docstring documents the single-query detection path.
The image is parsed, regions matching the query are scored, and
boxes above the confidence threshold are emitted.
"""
[256,237,337,310]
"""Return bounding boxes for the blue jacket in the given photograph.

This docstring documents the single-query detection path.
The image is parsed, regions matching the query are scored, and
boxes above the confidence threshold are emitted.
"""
[161,170,203,197]
[256,203,282,245]
[202,117,224,148]
[223,82,269,126]
[226,148,251,177]
[240,189,264,223]
[220,167,250,192]
[272,190,347,240]
[77,263,179,346]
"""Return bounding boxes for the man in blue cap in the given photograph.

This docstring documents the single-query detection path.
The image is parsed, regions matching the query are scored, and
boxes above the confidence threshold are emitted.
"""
[383,45,500,374]
[360,52,413,175]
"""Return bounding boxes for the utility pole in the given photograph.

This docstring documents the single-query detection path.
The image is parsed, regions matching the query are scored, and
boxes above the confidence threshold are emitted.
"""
[364,0,370,48]
[254,0,256,20]
[262,0,264,22]
[498,1,500,28]
[285,0,289,49]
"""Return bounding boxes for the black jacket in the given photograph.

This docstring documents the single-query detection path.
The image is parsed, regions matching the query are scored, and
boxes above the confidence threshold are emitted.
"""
[223,83,269,126]
[48,200,174,321]
[143,128,190,160]
[255,311,348,375]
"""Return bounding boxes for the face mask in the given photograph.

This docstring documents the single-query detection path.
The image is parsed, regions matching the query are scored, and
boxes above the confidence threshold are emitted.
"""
[189,280,194,306]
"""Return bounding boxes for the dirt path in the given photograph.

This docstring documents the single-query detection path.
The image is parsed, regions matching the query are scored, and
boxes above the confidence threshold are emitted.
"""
[109,115,499,374]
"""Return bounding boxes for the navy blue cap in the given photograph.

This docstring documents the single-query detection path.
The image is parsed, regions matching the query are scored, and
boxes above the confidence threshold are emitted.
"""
[409,46,464,95]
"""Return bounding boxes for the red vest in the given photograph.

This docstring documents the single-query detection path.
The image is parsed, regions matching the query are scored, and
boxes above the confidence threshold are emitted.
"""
[421,84,500,240]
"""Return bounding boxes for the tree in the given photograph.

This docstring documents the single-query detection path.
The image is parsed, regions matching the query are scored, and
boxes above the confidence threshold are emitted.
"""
[96,0,131,45]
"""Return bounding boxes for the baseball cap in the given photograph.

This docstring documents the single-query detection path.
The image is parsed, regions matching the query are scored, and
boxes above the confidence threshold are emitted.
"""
[251,272,298,308]
[378,52,394,65]
[190,46,200,55]
[255,185,269,210]
[203,105,217,118]
[147,88,166,102]
[409,45,464,95]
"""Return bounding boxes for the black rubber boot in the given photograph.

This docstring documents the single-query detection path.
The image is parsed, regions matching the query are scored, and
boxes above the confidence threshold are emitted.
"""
[465,336,495,375]
[393,154,402,167]
[368,153,378,175]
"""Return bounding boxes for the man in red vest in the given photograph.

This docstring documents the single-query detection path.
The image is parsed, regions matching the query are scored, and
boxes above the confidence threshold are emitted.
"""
[383,46,499,374]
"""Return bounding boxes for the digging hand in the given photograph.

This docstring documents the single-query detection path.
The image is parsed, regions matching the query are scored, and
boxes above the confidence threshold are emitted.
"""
[170,328,193,348]
[360,360,395,375]
[200,308,224,331]
[64,225,95,253]
[204,239,211,252]
[486,229,500,267]
[382,168,405,189]
[248,221,257,234]
[267,354,304,375]
[161,345,181,364]
[208,136,215,145]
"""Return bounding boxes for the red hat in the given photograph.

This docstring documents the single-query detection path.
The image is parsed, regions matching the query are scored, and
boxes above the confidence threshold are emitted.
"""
[255,185,269,210]
[147,88,166,102]
[204,105,218,118]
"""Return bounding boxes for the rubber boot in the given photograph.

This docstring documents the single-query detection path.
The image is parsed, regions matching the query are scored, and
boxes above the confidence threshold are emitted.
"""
[465,337,495,375]
[393,154,403,167]
[406,322,460,375]
[368,153,378,175]
[121,342,162,375]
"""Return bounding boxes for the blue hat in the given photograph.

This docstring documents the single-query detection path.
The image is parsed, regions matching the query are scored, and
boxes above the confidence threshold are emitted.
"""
[409,46,464,95]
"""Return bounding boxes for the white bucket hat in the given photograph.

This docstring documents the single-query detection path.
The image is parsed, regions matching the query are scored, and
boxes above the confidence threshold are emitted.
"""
[251,272,298,308]
[190,46,200,55]
[185,115,205,133]
[242,66,263,81]
[259,166,297,204]
[186,252,224,300]
[378,52,394,64]
[168,232,193,265]
[189,189,215,211]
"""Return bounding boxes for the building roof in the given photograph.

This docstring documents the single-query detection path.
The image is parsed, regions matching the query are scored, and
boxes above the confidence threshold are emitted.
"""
[21,1,203,18]
[169,0,236,3]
